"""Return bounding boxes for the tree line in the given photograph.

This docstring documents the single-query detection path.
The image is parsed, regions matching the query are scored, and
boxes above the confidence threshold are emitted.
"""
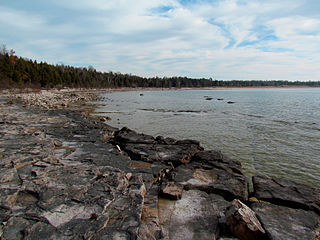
[1,46,319,89]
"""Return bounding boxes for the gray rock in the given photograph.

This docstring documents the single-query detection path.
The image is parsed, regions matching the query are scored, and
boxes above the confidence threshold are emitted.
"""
[252,202,320,240]
[252,175,320,214]
[158,190,229,240]
[174,163,249,201]
[123,142,201,166]
[192,151,243,175]
[115,127,203,167]
[2,216,32,240]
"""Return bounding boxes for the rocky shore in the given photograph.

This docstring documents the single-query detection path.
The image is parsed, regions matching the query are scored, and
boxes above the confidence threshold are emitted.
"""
[0,90,319,240]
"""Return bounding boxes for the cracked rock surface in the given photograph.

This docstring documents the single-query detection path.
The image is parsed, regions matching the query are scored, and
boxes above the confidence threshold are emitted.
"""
[0,90,319,240]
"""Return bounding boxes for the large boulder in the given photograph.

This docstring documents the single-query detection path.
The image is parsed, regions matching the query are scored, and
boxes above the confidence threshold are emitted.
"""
[225,199,266,240]
[252,176,320,214]
[252,202,320,240]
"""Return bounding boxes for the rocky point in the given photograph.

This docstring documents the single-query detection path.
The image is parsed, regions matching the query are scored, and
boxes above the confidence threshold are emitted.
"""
[0,89,319,240]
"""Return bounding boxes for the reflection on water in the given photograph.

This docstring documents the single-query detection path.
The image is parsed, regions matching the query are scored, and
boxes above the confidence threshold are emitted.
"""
[93,88,320,187]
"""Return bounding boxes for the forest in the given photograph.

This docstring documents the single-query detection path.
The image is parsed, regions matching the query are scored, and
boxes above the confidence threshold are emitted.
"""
[1,47,320,89]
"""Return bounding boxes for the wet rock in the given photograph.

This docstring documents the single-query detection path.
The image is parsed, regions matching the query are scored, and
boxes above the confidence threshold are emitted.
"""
[123,142,201,166]
[252,175,320,214]
[114,127,156,145]
[115,128,202,167]
[225,199,266,240]
[156,136,177,145]
[252,202,320,240]
[192,150,243,175]
[174,163,249,201]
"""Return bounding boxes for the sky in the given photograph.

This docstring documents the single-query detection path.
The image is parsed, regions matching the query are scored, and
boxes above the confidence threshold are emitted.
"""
[1,0,320,80]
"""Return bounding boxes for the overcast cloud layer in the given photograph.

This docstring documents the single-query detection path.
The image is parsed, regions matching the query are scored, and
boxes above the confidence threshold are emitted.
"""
[1,0,320,80]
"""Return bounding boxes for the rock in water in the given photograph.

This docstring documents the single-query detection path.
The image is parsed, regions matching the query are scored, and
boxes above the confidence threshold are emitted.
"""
[252,202,320,240]
[252,175,320,214]
[174,151,249,201]
[225,199,266,240]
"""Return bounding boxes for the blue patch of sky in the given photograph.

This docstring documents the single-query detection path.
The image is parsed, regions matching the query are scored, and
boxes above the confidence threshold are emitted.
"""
[57,61,94,69]
[177,0,220,6]
[177,0,200,5]
[257,46,294,53]
[150,5,175,14]
[208,18,236,49]
[254,25,278,40]
[237,25,279,48]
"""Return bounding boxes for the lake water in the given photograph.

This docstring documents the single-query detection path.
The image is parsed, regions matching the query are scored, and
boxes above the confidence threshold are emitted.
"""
[93,88,320,187]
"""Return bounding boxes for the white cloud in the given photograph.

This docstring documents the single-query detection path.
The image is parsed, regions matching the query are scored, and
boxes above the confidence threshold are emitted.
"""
[1,0,320,80]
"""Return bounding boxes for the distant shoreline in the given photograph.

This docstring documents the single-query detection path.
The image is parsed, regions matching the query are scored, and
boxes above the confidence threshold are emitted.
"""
[92,85,320,93]
[1,85,319,96]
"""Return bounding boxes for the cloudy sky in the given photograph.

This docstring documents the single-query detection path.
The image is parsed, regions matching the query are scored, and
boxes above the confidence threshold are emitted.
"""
[1,0,320,80]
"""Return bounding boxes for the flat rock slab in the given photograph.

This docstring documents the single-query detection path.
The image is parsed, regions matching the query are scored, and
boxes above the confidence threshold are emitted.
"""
[252,176,320,214]
[191,151,243,175]
[252,202,320,240]
[174,164,249,201]
[1,165,146,239]
[123,143,201,166]
[158,190,230,240]
[115,127,203,167]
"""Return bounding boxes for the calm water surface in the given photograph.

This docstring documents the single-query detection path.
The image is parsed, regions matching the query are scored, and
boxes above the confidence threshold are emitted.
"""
[93,89,320,187]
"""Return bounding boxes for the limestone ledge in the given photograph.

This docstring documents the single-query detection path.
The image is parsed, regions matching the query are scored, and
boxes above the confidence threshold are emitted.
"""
[0,90,319,240]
